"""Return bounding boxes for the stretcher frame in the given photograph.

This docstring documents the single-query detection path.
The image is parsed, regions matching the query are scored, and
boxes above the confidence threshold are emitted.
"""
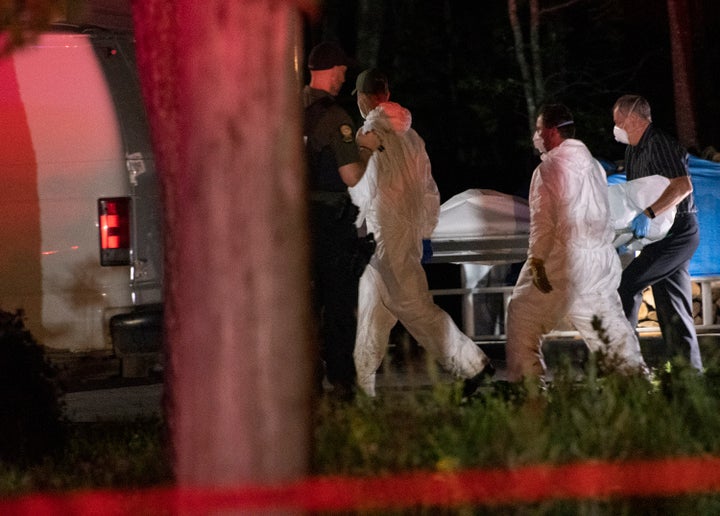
[428,235,720,340]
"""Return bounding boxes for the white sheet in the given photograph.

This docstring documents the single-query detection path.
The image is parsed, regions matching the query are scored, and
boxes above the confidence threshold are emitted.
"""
[431,189,530,239]
[608,175,675,250]
[431,177,673,253]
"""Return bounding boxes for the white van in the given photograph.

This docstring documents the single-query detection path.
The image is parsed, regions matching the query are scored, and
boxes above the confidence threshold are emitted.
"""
[0,27,163,357]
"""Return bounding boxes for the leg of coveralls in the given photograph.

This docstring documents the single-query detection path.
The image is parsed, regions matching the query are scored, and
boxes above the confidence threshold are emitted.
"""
[505,266,565,383]
[400,301,490,379]
[567,293,648,375]
[378,241,490,380]
[354,265,398,396]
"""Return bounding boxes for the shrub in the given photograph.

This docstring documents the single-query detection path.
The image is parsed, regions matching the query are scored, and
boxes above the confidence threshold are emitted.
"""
[0,309,65,463]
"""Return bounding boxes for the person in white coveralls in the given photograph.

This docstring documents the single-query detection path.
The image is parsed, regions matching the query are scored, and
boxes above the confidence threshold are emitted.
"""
[505,104,648,384]
[349,69,494,397]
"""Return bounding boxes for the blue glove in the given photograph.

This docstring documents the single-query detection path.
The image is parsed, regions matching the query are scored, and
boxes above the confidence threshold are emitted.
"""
[421,239,433,264]
[631,212,652,239]
[616,244,630,255]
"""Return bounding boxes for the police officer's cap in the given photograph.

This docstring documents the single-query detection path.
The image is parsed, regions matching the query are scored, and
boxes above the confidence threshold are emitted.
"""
[352,68,389,95]
[308,42,348,70]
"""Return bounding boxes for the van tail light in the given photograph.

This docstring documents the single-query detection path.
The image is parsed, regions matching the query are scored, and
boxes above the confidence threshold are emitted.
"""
[98,197,131,266]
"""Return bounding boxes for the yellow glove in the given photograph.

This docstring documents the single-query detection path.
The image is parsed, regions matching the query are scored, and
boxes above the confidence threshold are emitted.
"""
[528,257,553,293]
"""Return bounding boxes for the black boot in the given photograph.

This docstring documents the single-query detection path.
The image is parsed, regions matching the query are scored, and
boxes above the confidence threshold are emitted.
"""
[462,361,496,399]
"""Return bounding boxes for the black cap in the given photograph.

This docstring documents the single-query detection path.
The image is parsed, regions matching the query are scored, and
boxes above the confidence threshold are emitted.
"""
[308,42,348,70]
[352,68,389,95]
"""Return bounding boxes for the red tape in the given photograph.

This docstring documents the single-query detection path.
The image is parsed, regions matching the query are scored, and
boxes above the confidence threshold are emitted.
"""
[4,456,720,514]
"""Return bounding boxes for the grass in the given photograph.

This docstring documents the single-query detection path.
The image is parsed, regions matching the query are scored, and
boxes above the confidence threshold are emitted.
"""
[0,419,172,494]
[314,359,720,474]
[4,353,720,513]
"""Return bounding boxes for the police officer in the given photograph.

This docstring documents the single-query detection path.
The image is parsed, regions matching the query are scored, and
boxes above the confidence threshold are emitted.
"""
[303,42,370,399]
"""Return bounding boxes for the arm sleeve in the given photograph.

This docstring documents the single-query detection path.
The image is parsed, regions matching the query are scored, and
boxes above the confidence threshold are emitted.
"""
[528,161,562,261]
[421,156,440,238]
[328,108,361,167]
[647,133,689,179]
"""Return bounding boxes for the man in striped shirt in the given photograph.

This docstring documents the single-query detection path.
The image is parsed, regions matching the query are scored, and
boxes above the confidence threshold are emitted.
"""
[611,95,701,371]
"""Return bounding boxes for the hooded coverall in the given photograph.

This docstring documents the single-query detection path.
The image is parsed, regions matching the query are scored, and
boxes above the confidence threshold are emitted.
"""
[506,139,647,382]
[350,102,490,396]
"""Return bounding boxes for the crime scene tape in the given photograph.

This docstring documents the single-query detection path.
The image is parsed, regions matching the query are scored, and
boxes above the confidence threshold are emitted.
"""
[3,455,720,514]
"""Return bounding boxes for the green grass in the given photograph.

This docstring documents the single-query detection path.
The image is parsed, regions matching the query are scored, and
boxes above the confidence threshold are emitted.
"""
[4,356,720,514]
[311,356,720,514]
[0,419,172,494]
[314,358,720,475]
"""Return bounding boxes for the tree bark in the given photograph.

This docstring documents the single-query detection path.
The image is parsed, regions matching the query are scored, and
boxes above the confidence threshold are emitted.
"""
[132,0,314,487]
[508,0,536,135]
[667,0,699,150]
[529,0,544,108]
[356,0,385,68]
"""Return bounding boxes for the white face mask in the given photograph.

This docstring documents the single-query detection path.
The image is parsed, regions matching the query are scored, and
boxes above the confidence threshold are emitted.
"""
[532,131,546,154]
[613,125,629,144]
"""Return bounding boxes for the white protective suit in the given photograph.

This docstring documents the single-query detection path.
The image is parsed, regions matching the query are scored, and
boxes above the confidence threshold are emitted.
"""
[350,102,491,396]
[608,175,676,251]
[505,139,647,382]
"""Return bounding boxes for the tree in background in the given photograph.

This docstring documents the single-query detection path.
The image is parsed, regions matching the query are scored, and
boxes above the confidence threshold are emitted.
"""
[507,0,544,136]
[667,0,698,151]
[131,0,315,486]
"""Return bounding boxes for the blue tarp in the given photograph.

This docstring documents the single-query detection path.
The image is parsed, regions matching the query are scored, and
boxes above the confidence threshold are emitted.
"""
[606,155,720,276]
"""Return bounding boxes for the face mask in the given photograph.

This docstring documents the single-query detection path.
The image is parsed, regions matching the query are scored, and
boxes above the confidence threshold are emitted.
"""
[613,125,629,144]
[532,131,546,154]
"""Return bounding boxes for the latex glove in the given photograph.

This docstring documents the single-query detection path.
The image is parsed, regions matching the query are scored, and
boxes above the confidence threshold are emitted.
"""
[421,239,433,264]
[631,212,652,239]
[529,257,553,293]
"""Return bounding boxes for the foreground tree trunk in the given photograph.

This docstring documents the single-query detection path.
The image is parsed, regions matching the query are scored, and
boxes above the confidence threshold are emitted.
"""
[132,0,314,486]
[666,0,699,150]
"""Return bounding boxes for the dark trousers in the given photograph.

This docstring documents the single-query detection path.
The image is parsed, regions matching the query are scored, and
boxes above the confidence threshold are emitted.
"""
[619,213,702,370]
[309,193,359,389]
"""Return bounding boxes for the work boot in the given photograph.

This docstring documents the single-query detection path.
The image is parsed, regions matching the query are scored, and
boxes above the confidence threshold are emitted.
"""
[462,361,496,399]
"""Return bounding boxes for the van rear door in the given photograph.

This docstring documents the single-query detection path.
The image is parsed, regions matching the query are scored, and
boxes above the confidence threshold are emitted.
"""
[0,30,162,352]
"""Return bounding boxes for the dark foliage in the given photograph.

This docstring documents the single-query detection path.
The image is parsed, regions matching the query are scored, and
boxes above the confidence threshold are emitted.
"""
[0,309,66,464]
[307,0,720,199]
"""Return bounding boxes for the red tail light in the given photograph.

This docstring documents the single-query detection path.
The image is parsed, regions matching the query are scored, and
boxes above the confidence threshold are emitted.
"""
[98,197,131,266]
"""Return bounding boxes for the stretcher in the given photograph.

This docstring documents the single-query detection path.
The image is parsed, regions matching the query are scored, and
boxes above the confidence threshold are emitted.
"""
[427,185,720,338]
[427,189,528,337]
[429,189,530,265]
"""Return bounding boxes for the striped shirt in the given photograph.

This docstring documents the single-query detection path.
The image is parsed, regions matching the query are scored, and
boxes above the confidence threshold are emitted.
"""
[624,124,696,214]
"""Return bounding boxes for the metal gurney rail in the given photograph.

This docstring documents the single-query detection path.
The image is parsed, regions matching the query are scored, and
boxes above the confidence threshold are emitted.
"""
[428,235,527,339]
[427,236,720,339]
[428,235,529,265]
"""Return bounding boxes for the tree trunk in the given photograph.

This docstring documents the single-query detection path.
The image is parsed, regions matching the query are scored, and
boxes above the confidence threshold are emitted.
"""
[356,0,385,67]
[131,0,314,487]
[529,0,544,109]
[667,0,699,150]
[508,0,537,136]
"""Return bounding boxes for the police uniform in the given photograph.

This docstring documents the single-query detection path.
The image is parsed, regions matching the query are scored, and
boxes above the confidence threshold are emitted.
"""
[303,85,362,395]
